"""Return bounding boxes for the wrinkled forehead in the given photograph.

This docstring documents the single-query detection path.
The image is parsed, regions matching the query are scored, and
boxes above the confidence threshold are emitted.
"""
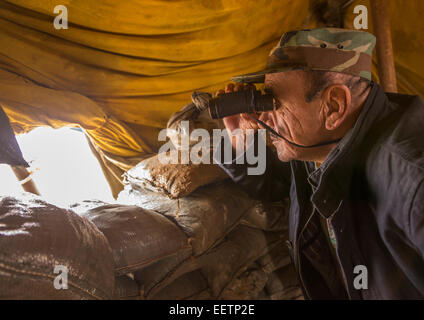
[264,70,307,90]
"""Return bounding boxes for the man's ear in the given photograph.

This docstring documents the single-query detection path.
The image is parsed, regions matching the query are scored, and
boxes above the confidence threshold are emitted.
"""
[321,84,351,131]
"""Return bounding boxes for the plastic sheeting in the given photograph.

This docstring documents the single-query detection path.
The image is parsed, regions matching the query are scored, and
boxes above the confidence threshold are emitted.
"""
[0,0,422,196]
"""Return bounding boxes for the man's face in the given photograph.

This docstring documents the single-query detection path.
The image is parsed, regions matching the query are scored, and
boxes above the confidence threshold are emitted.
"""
[260,71,324,162]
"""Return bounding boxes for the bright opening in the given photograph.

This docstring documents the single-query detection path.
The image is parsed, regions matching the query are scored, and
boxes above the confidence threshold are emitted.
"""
[0,127,114,207]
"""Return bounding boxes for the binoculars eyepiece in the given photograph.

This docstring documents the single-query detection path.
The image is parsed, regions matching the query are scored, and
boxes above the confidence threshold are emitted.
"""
[208,88,274,119]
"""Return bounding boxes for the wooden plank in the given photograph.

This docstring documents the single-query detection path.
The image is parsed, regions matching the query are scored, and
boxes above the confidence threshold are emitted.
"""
[370,0,398,93]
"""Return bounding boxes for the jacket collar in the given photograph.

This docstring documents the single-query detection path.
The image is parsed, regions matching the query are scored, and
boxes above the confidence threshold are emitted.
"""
[308,82,398,218]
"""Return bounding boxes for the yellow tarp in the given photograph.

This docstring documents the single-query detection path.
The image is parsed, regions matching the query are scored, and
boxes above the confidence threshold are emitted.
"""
[0,0,422,196]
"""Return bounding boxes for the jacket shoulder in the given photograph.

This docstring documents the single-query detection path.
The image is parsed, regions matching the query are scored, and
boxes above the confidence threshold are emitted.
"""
[363,93,424,225]
[379,93,424,170]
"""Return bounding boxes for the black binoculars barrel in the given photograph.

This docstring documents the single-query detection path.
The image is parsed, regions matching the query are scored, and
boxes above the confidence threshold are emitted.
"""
[208,89,274,119]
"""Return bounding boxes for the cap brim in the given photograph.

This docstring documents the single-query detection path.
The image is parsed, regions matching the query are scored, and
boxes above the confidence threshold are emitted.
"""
[231,66,305,83]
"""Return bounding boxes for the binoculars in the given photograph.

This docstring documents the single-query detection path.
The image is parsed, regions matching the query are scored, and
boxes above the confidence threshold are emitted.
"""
[207,88,274,119]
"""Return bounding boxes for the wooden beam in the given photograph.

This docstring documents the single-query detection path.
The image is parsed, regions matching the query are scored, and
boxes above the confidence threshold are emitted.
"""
[11,165,40,196]
[370,0,398,93]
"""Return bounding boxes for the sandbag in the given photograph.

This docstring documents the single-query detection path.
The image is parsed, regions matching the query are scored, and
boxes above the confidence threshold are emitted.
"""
[265,264,303,300]
[0,195,114,300]
[256,240,292,274]
[118,180,256,256]
[256,289,271,300]
[81,204,192,276]
[69,199,110,215]
[197,225,284,298]
[121,98,227,200]
[220,262,268,300]
[240,199,290,232]
[114,274,140,300]
[151,269,211,300]
[134,247,199,298]
[136,225,284,299]
[118,175,294,300]
[124,150,228,199]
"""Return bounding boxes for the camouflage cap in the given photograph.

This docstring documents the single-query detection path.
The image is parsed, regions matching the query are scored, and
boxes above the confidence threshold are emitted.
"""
[231,28,376,83]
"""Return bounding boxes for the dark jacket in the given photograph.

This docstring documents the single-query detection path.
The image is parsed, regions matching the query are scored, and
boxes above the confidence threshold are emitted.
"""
[217,83,424,299]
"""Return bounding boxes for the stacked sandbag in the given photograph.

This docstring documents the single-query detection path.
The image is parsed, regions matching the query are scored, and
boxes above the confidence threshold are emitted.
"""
[119,180,255,255]
[114,178,302,300]
[88,179,257,299]
[216,200,302,300]
[113,274,140,300]
[69,199,110,215]
[79,203,191,299]
[264,264,304,300]
[122,94,227,200]
[111,102,301,299]
[219,262,268,300]
[137,225,286,300]
[80,102,299,300]
[150,270,211,300]
[124,95,228,199]
[81,204,193,276]
[0,194,115,300]
[124,150,228,199]
[195,225,285,299]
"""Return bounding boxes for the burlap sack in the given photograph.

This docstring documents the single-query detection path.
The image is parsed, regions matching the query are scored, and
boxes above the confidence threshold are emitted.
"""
[128,98,227,199]
[124,150,228,199]
[114,274,140,300]
[256,289,271,300]
[265,264,304,300]
[197,225,284,298]
[0,195,114,300]
[69,199,109,215]
[81,204,192,276]
[256,240,292,274]
[117,180,256,256]
[118,169,294,300]
[136,225,285,300]
[134,248,199,298]
[240,198,290,232]
[150,270,211,300]
[220,262,268,300]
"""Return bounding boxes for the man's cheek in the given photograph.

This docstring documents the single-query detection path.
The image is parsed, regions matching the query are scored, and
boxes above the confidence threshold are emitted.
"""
[277,138,299,159]
[265,132,276,149]
[274,140,290,156]
[274,116,291,138]
[276,147,293,162]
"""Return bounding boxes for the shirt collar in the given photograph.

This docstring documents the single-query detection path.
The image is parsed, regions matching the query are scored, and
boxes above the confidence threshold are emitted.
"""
[307,128,354,189]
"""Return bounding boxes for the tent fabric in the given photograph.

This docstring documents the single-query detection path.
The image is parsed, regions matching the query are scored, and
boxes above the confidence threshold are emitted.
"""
[0,0,422,197]
[344,0,424,95]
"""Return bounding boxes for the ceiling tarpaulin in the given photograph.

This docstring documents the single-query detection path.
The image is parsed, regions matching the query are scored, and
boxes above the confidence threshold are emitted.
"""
[344,0,424,95]
[0,0,422,197]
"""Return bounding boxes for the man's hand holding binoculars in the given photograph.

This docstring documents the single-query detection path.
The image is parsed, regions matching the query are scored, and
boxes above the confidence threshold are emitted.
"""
[215,83,262,151]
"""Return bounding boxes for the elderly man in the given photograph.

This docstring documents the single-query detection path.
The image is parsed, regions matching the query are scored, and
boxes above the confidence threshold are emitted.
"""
[215,28,424,299]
